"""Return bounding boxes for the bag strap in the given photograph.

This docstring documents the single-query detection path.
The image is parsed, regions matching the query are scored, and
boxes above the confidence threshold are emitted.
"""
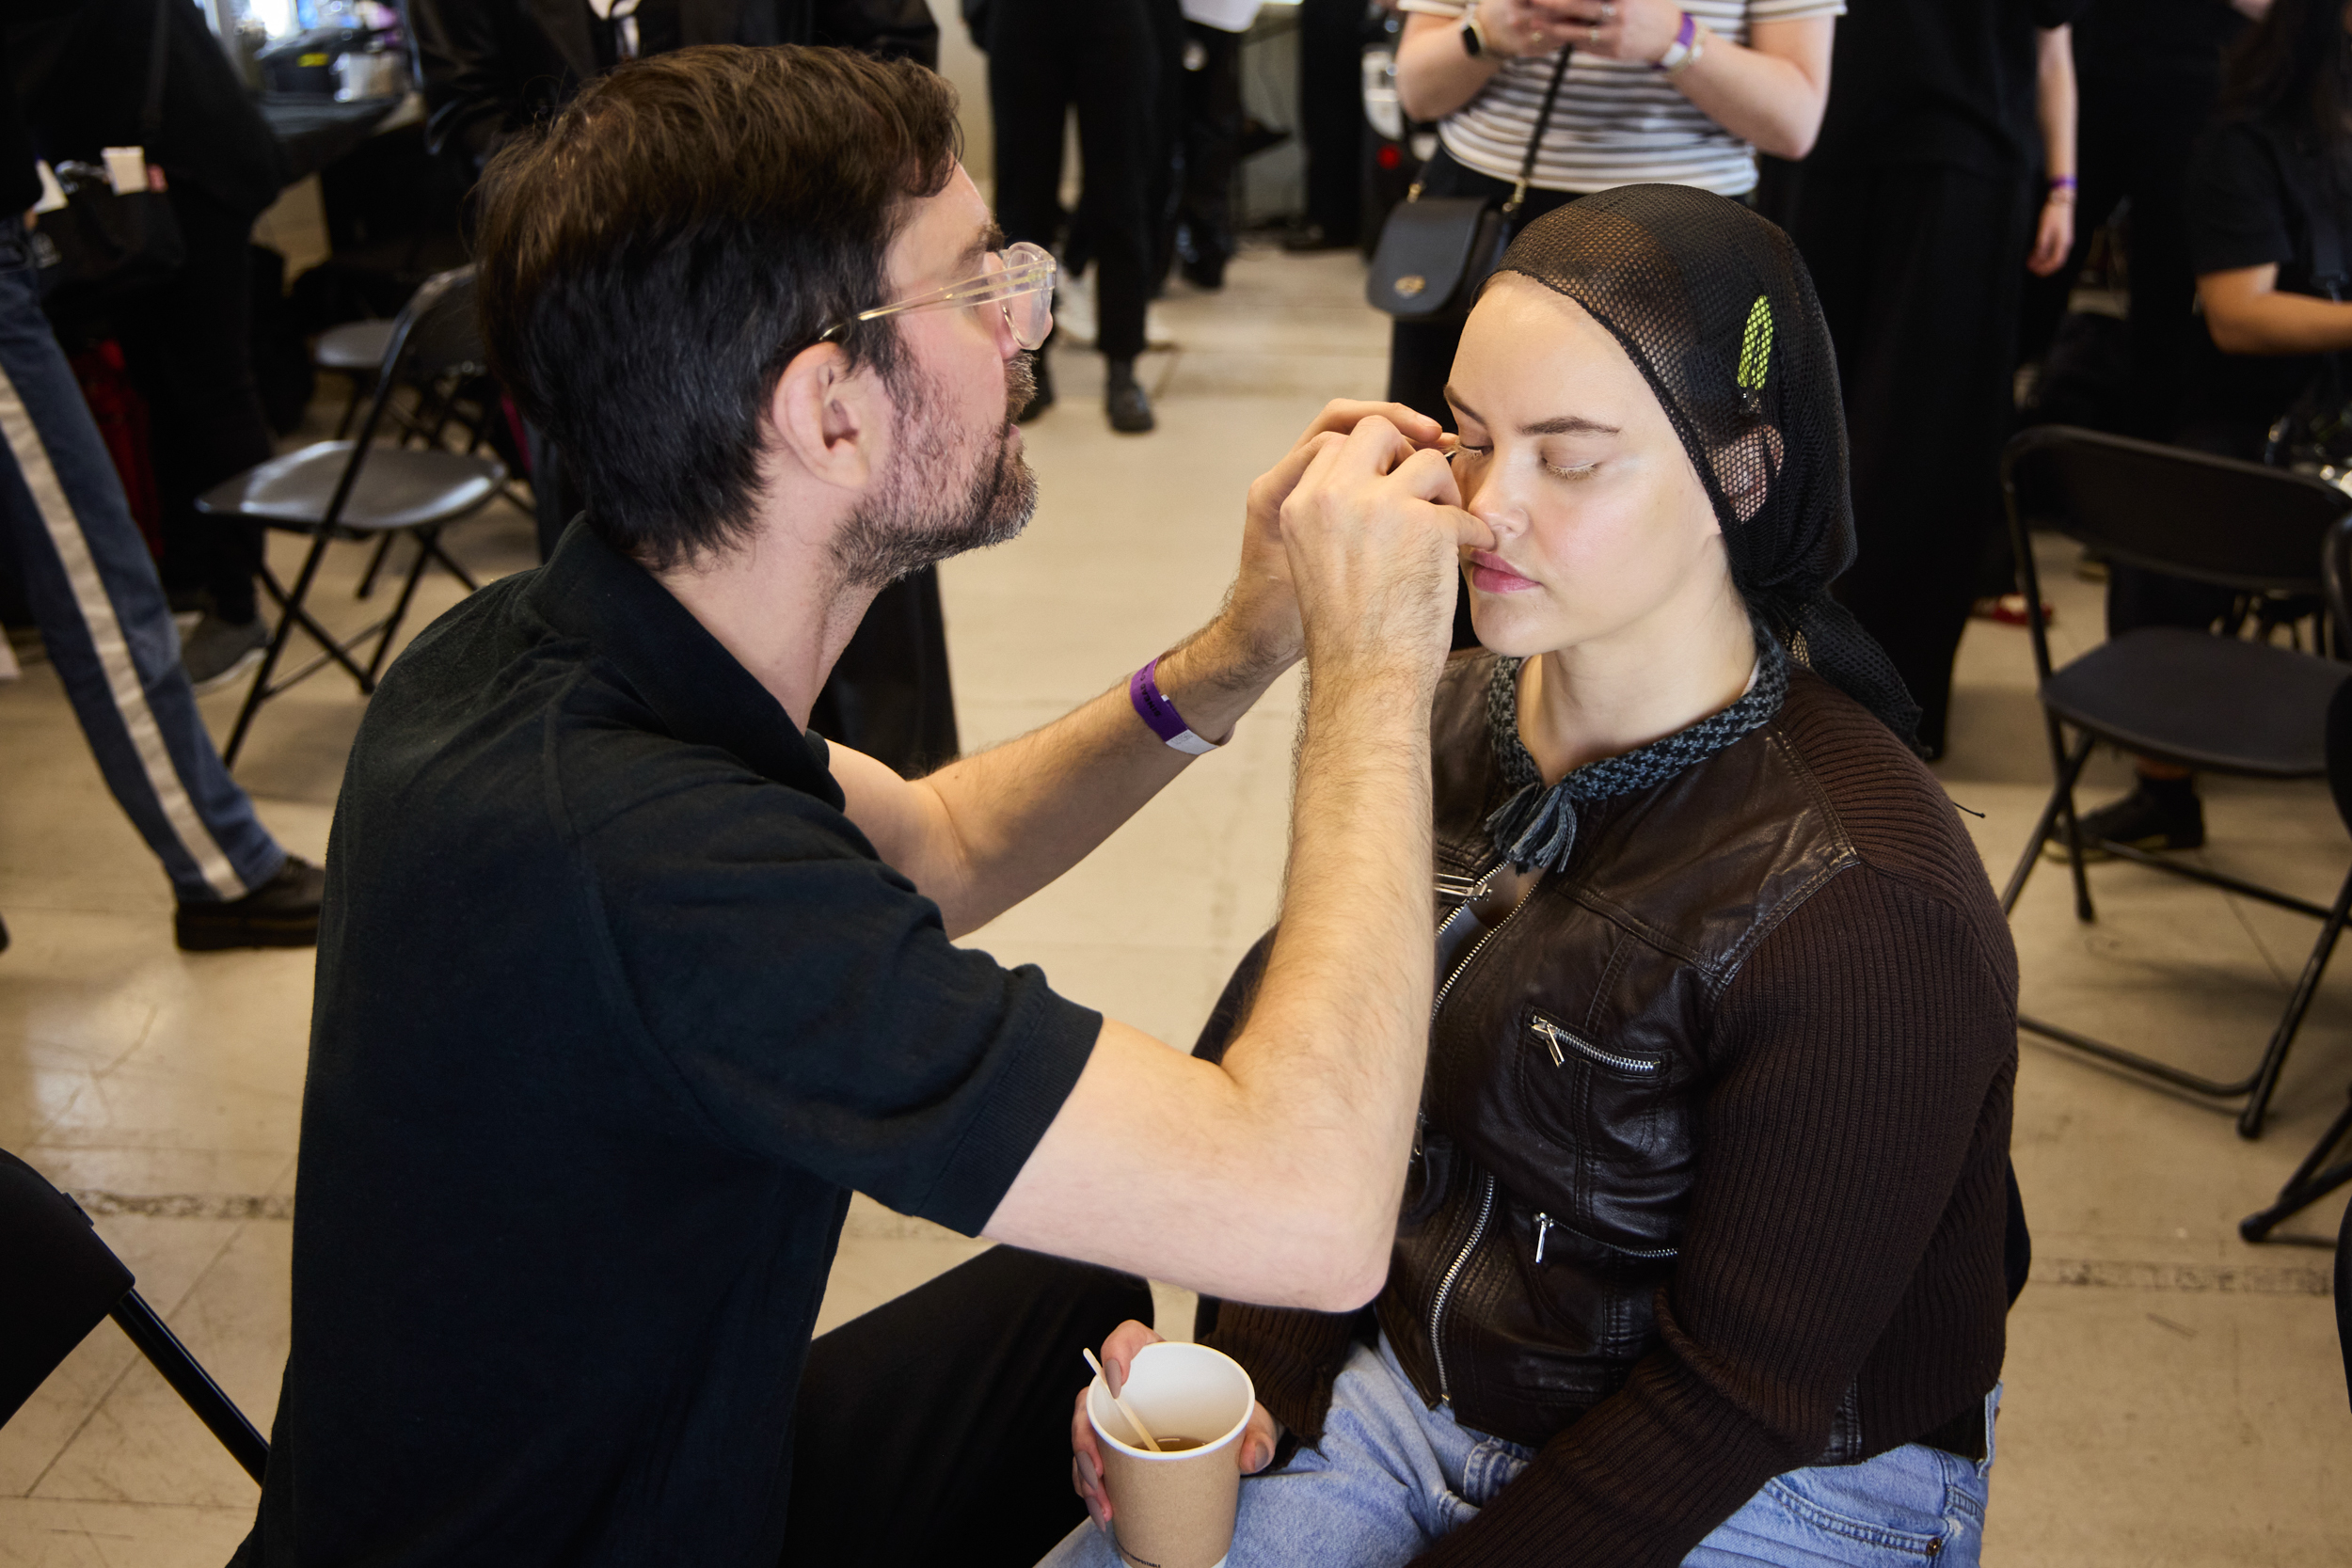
[1503,45,1575,214]
[141,0,172,147]
[1406,43,1576,209]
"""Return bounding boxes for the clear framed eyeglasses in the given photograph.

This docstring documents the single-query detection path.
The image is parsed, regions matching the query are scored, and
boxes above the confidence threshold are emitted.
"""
[818,241,1058,351]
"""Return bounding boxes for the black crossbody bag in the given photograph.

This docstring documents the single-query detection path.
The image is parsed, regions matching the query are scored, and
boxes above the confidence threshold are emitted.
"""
[31,0,186,315]
[1365,45,1574,324]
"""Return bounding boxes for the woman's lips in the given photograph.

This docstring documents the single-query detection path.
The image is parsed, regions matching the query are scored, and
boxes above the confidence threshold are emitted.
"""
[1466,549,1538,594]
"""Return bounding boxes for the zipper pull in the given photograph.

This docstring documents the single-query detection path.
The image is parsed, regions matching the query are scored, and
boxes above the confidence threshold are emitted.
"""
[1534,1018,1565,1067]
[1534,1212,1556,1265]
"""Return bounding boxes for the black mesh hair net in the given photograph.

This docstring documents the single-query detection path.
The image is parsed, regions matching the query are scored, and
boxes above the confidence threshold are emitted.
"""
[1490,184,1922,748]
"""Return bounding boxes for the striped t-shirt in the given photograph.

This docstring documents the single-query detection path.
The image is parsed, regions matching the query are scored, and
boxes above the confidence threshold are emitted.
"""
[1439,0,1843,198]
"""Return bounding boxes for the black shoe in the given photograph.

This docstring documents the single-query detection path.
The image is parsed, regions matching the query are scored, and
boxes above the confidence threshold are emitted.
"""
[1238,118,1291,160]
[1017,351,1055,424]
[1282,220,1357,254]
[181,613,269,695]
[1105,360,1154,434]
[2043,784,2205,863]
[1180,251,1227,291]
[175,855,326,951]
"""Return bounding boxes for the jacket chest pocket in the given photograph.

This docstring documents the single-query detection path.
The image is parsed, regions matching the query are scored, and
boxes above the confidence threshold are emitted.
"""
[1514,1008,1693,1254]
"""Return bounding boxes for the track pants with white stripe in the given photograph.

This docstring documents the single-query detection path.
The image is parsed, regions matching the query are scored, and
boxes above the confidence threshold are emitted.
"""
[0,231,280,904]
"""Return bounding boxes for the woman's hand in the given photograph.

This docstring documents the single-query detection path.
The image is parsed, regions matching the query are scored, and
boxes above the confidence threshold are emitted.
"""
[1550,0,1682,64]
[1476,0,1587,57]
[1223,400,1449,676]
[2026,189,2075,277]
[1068,1320,1281,1535]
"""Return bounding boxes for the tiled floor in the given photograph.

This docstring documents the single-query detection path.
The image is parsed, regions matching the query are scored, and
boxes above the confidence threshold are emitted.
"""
[3,243,2347,1564]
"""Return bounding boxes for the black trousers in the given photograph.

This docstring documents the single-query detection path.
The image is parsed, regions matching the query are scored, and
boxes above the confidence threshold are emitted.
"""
[988,0,1164,362]
[1172,21,1246,271]
[2016,64,2218,441]
[1297,0,1364,240]
[1789,161,2032,758]
[116,190,274,624]
[782,1246,1152,1567]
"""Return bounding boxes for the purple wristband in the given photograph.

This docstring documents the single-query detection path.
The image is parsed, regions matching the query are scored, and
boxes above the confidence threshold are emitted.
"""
[1130,658,1218,755]
[1654,10,1697,71]
[2048,175,2078,192]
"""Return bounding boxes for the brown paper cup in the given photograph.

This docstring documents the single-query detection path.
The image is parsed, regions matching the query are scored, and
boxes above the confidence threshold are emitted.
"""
[1087,1341,1256,1568]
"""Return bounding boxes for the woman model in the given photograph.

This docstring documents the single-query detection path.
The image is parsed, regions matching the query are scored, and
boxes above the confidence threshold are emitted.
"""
[1385,0,1839,427]
[1052,188,2022,1567]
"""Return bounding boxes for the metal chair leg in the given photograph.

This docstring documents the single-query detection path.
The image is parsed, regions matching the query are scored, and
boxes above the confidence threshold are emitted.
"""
[109,1291,267,1483]
[364,530,437,685]
[2001,728,2097,916]
[2237,863,2352,1139]
[354,534,397,601]
[2240,1086,2352,1243]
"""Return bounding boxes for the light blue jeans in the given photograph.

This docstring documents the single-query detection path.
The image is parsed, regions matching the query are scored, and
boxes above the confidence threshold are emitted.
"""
[1040,1333,1997,1567]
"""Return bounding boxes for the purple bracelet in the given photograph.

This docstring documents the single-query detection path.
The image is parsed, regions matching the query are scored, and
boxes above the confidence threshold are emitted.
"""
[1654,8,1697,70]
[2048,175,2078,193]
[1129,658,1219,756]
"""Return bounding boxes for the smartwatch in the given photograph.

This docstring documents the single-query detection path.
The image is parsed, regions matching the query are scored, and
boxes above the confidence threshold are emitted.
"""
[1461,2,1486,56]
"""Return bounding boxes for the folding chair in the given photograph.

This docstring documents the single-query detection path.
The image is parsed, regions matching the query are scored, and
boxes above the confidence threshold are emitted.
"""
[1999,425,2352,1139]
[2242,672,2352,1243]
[197,266,505,768]
[313,316,395,441]
[0,1147,267,1483]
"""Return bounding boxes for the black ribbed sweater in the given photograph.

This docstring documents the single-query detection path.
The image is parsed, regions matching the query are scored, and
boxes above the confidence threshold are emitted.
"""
[1206,674,2020,1568]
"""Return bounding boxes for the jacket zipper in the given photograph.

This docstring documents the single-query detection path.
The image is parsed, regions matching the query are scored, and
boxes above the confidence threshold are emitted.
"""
[1429,1172,1495,1402]
[1529,1210,1679,1263]
[1424,865,1539,1404]
[1530,1014,1664,1075]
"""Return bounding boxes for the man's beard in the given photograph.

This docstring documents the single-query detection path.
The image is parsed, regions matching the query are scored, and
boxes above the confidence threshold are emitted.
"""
[831,354,1040,590]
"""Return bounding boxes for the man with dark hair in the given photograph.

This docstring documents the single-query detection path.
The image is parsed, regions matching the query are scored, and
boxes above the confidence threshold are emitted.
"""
[235,43,1483,1567]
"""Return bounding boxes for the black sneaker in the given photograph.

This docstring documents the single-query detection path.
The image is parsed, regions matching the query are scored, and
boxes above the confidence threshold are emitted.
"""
[2044,784,2205,863]
[182,614,270,695]
[175,856,326,951]
[1105,360,1155,434]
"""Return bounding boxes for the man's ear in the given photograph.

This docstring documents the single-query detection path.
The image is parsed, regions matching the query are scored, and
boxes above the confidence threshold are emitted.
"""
[768,342,883,493]
[1715,424,1785,524]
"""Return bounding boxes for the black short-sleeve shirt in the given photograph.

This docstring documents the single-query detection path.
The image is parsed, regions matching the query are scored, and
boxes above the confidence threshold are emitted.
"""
[2179,117,2348,454]
[233,523,1100,1566]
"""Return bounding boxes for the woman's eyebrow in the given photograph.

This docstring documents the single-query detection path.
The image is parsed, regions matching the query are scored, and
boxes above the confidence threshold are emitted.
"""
[1521,415,1622,436]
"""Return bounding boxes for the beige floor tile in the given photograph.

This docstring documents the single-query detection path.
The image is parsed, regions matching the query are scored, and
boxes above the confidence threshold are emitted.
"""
[0,1498,256,1568]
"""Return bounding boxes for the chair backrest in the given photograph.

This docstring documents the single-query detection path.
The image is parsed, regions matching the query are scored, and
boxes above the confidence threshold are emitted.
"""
[2003,425,2352,681]
[0,1147,132,1425]
[345,267,486,452]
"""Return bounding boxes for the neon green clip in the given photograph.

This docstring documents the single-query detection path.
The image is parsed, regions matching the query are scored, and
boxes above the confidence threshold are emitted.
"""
[1736,294,1773,392]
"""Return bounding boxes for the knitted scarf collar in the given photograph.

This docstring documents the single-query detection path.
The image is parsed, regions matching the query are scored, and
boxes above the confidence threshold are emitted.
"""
[1485,626,1789,874]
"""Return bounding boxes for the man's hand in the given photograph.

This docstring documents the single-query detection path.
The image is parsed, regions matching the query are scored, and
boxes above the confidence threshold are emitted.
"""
[1214,400,1449,682]
[1279,413,1489,682]
[1069,1321,1280,1536]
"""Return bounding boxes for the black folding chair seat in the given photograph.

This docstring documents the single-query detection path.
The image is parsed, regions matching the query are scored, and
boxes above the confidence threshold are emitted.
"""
[198,266,505,768]
[1999,425,2352,1139]
[204,440,504,532]
[314,318,393,372]
[2041,627,2345,778]
[0,1147,266,1483]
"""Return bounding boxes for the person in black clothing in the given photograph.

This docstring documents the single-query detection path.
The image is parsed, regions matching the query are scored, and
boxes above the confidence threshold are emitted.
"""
[1785,0,2091,761]
[2065,0,2352,856]
[1287,0,1364,253]
[982,0,1170,434]
[2016,1,2258,442]
[13,0,290,693]
[230,44,1487,1568]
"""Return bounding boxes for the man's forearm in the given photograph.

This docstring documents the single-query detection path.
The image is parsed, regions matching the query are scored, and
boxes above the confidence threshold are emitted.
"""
[1216,656,1439,1270]
[912,616,1290,937]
